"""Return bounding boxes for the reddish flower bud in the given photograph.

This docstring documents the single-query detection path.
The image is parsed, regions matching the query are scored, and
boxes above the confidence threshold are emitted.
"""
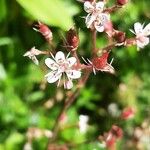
[34,22,53,42]
[105,134,116,148]
[110,125,123,139]
[117,0,128,5]
[121,107,135,120]
[92,52,109,69]
[66,28,79,51]
[91,52,115,74]
[114,30,126,43]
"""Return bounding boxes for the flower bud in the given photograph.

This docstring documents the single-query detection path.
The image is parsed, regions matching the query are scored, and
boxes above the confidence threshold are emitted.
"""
[33,22,53,42]
[92,52,109,69]
[117,0,128,5]
[113,30,126,43]
[66,28,79,51]
[110,125,123,139]
[121,107,135,120]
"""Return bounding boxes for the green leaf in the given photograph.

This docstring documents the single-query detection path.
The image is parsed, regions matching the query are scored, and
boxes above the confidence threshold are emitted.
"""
[5,132,24,150]
[0,0,7,22]
[16,0,79,30]
[26,91,44,102]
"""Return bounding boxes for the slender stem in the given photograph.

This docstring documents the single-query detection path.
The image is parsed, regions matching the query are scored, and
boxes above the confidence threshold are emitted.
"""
[103,5,122,13]
[91,29,97,57]
[47,70,91,146]
[47,26,97,150]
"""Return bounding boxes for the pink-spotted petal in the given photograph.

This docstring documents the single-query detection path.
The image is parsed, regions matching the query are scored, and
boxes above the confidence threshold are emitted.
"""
[67,57,77,67]
[64,80,73,89]
[45,58,58,70]
[86,14,96,28]
[96,2,104,11]
[66,70,81,79]
[55,51,65,63]
[84,1,94,13]
[143,23,150,36]
[137,37,149,48]
[95,24,104,32]
[45,71,62,83]
[134,22,143,34]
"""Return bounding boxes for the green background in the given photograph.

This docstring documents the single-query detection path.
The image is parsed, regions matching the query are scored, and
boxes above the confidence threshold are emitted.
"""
[0,0,150,149]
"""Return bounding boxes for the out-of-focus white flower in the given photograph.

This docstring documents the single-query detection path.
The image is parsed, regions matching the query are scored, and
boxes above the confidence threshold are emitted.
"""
[23,142,32,150]
[84,1,110,32]
[45,51,81,89]
[130,22,150,49]
[23,47,42,65]
[79,115,89,133]
[108,103,121,118]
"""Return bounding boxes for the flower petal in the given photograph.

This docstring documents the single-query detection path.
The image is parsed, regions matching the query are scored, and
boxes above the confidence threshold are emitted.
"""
[55,51,65,63]
[85,14,96,28]
[45,71,62,83]
[143,23,150,36]
[136,37,149,48]
[64,80,73,89]
[96,2,104,11]
[84,1,94,13]
[67,57,77,67]
[95,24,104,32]
[99,13,110,24]
[23,51,31,57]
[134,22,143,34]
[66,70,81,79]
[45,58,58,70]
[31,56,39,65]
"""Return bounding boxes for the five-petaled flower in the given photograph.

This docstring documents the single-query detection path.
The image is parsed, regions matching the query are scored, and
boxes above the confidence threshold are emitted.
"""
[84,1,110,32]
[23,47,42,65]
[130,22,150,49]
[45,51,81,89]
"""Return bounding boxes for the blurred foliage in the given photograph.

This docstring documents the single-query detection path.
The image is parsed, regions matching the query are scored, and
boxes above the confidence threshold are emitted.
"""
[0,0,150,150]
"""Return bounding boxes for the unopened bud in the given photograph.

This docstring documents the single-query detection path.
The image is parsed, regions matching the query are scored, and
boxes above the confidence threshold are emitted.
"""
[114,30,126,43]
[117,0,128,5]
[121,107,135,120]
[66,28,79,51]
[111,125,123,139]
[34,22,53,42]
[92,52,109,69]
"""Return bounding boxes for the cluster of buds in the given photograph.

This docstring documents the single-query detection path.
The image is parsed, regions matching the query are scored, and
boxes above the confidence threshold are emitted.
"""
[99,125,123,149]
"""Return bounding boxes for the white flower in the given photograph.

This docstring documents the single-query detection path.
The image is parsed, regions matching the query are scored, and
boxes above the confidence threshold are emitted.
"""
[23,142,32,150]
[84,1,110,32]
[45,51,81,89]
[79,115,89,133]
[23,47,42,65]
[130,22,150,49]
